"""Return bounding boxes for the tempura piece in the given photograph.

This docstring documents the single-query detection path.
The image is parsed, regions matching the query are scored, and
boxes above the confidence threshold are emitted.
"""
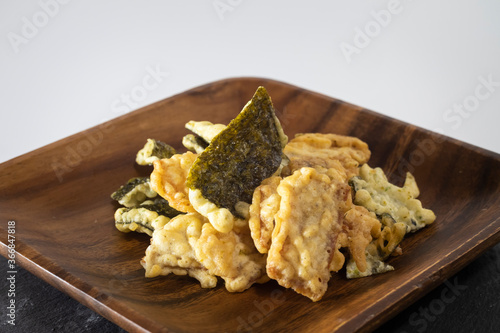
[340,205,382,274]
[349,164,436,233]
[114,206,170,236]
[188,188,241,233]
[185,121,227,143]
[111,177,157,208]
[141,211,268,292]
[248,176,281,254]
[150,152,198,213]
[141,213,217,288]
[114,197,182,236]
[136,138,176,165]
[194,222,268,292]
[182,134,208,154]
[266,167,349,302]
[345,213,406,278]
[283,133,371,178]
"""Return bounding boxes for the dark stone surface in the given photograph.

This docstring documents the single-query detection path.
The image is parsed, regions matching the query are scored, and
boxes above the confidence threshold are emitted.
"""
[1,243,499,333]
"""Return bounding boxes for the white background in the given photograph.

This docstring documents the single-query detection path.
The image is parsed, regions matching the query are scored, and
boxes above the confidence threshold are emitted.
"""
[1,0,499,164]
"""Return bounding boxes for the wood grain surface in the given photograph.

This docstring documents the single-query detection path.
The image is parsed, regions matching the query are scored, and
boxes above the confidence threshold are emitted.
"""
[0,78,499,333]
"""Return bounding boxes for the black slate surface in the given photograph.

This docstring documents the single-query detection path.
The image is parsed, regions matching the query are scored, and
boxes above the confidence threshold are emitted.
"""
[1,244,499,333]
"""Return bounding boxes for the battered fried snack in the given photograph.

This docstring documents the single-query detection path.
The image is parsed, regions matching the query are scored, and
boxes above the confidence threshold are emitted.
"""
[182,134,208,154]
[136,138,176,165]
[111,177,157,208]
[266,167,349,302]
[141,213,218,288]
[141,212,268,292]
[345,213,406,278]
[341,205,382,274]
[195,221,268,292]
[248,176,281,254]
[185,121,227,143]
[111,85,437,303]
[150,152,198,214]
[349,164,436,233]
[283,133,371,178]
[114,205,171,236]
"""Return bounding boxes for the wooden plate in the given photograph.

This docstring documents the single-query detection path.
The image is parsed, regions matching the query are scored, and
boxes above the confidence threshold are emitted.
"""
[1,78,499,332]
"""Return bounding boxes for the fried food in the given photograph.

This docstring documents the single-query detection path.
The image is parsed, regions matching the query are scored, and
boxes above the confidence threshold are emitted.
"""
[114,198,182,236]
[187,86,287,220]
[185,120,227,143]
[112,85,437,302]
[141,213,217,288]
[141,211,267,292]
[283,133,371,178]
[266,167,349,302]
[182,134,209,154]
[110,177,157,208]
[195,222,268,292]
[248,176,281,254]
[350,164,436,233]
[188,188,241,233]
[136,138,176,166]
[150,152,198,214]
[341,205,381,274]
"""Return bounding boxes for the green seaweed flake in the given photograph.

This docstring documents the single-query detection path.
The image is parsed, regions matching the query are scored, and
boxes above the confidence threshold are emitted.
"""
[187,86,287,217]
[140,197,184,219]
[136,139,176,165]
[111,177,157,207]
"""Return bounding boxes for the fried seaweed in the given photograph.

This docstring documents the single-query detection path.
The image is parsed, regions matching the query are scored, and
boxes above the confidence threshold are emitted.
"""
[182,134,209,154]
[136,138,177,165]
[140,197,184,219]
[114,198,183,236]
[111,177,157,207]
[187,86,287,217]
[349,164,436,233]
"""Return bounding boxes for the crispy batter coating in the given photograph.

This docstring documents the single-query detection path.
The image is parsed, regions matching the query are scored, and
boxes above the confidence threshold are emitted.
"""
[188,188,240,233]
[142,211,267,292]
[248,176,282,254]
[351,164,436,233]
[185,121,227,142]
[341,205,381,273]
[266,167,349,302]
[283,133,371,178]
[150,152,198,213]
[195,222,268,292]
[141,213,217,288]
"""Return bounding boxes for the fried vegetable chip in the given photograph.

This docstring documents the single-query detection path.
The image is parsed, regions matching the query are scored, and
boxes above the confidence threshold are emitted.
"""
[150,152,198,213]
[136,138,176,165]
[111,177,157,207]
[349,164,436,233]
[187,86,288,223]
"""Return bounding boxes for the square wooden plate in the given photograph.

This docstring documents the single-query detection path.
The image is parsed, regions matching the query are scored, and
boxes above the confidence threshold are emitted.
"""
[1,78,499,332]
